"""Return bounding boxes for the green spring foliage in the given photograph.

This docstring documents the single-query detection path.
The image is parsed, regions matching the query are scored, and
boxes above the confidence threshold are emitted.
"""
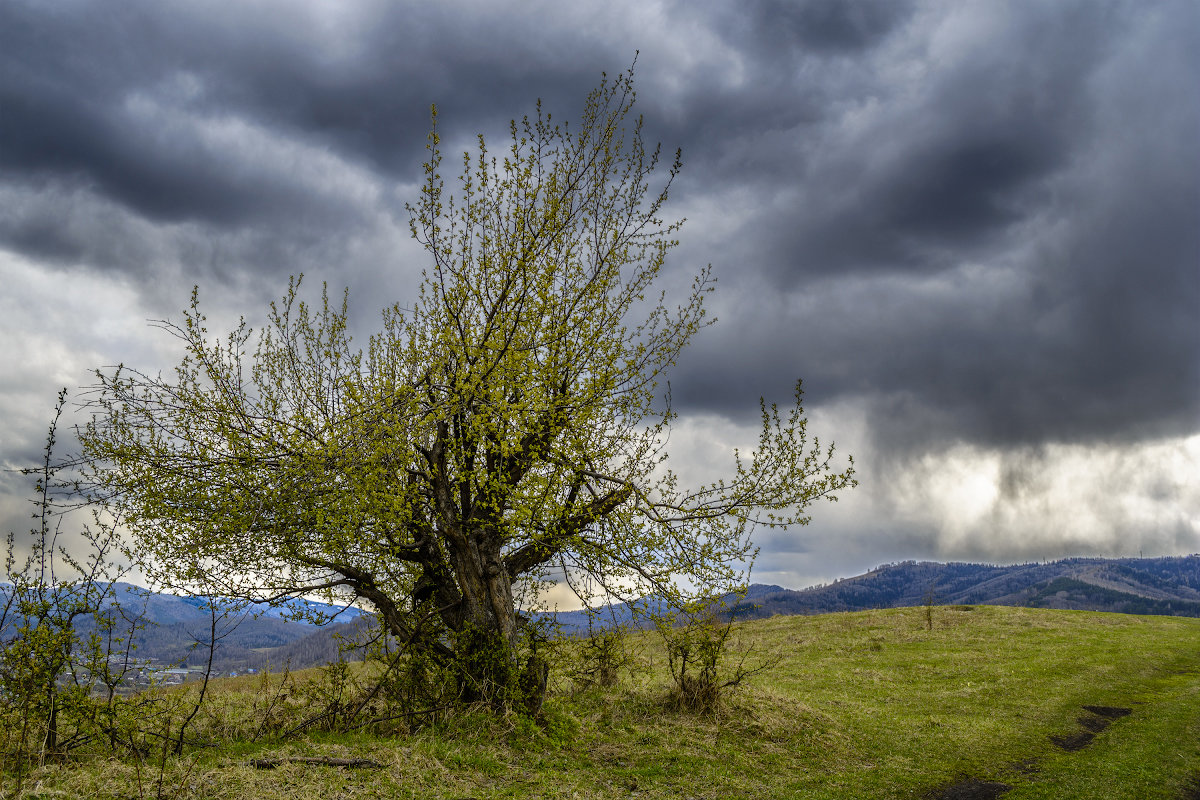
[76,64,855,705]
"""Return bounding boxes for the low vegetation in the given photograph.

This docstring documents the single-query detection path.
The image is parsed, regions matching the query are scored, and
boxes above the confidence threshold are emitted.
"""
[3,605,1197,799]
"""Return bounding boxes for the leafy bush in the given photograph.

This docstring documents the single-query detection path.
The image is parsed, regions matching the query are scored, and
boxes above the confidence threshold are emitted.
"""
[658,601,779,715]
[569,619,637,690]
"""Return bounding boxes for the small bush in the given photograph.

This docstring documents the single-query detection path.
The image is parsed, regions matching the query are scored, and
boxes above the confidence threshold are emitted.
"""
[570,620,635,690]
[658,605,779,716]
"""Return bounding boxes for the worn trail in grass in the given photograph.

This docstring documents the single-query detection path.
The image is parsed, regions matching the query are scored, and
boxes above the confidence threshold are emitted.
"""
[18,606,1200,799]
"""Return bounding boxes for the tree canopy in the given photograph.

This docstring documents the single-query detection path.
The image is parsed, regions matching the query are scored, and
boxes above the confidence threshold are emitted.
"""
[80,66,855,703]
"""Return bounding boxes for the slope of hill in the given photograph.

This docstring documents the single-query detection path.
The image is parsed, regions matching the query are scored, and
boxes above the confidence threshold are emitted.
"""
[19,605,1200,800]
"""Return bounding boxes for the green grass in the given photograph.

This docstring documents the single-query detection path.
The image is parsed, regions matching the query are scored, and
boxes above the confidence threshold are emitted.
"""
[10,605,1200,799]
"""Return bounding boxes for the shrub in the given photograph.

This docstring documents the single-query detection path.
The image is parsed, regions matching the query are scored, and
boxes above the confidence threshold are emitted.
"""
[658,602,779,716]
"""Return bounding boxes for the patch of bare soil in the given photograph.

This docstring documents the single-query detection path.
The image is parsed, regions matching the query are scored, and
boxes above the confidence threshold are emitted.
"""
[1081,705,1131,719]
[1050,705,1132,751]
[926,779,1012,800]
[1049,730,1094,751]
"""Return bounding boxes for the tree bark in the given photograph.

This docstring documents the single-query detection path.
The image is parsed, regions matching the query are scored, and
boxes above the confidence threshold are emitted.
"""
[447,528,525,705]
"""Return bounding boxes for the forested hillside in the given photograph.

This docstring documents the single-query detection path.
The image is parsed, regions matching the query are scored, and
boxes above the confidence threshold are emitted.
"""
[730,556,1200,620]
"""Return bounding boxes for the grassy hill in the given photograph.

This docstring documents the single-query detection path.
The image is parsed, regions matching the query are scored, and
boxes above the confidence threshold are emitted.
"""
[14,605,1200,799]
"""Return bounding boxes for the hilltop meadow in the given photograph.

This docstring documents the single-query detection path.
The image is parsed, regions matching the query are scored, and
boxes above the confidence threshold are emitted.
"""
[5,605,1198,800]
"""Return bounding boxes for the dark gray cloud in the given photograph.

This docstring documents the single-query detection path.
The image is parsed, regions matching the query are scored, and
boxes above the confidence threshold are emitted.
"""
[747,0,914,53]
[662,0,1199,454]
[0,1,612,223]
[1,0,1197,582]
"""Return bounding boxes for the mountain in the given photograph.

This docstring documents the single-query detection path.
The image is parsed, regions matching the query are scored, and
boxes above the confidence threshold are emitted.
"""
[540,556,1200,634]
[1,582,364,672]
[727,556,1200,620]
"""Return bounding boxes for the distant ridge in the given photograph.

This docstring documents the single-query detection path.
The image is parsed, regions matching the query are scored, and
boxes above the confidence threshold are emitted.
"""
[727,555,1200,620]
[0,582,363,672]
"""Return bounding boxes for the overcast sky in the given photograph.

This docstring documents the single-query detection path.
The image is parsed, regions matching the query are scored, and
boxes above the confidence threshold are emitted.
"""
[1,0,1197,592]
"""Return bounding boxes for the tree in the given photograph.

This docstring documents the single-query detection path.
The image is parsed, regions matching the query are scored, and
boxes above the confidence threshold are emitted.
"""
[80,65,855,707]
[2,391,135,772]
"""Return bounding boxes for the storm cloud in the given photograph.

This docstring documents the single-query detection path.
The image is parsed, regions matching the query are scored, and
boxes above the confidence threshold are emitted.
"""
[1,0,1196,587]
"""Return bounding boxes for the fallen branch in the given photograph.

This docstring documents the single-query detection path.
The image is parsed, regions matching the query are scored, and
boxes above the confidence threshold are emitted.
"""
[249,756,385,770]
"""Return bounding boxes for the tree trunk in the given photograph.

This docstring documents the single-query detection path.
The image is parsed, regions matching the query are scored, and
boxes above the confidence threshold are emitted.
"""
[43,691,58,755]
[449,532,522,705]
[442,530,545,711]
